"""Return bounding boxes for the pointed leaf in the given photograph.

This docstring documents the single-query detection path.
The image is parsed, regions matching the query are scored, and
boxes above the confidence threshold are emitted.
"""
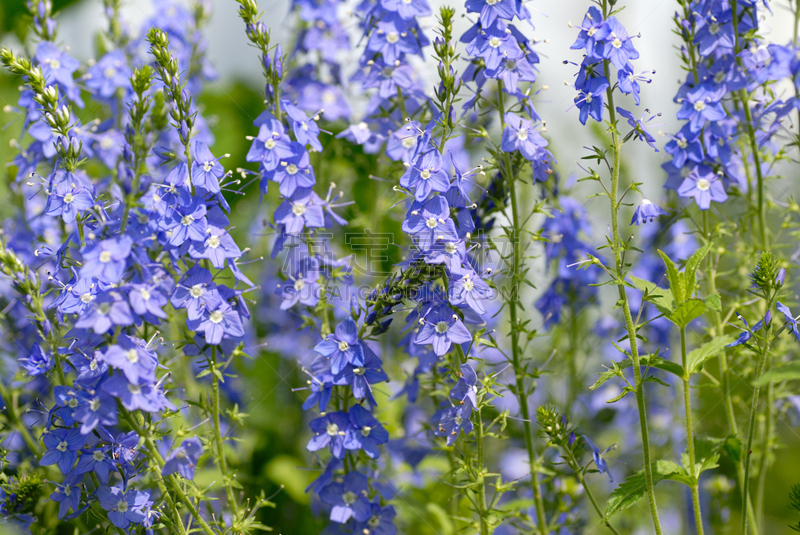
[628,274,675,314]
[683,242,712,299]
[658,249,685,304]
[686,335,736,377]
[753,360,800,386]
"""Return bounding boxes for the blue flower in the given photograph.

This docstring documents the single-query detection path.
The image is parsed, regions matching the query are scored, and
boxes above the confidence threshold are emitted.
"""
[19,343,53,376]
[415,304,472,356]
[583,435,615,482]
[186,302,245,346]
[570,7,609,56]
[40,428,84,474]
[353,502,398,535]
[728,311,772,348]
[434,404,474,445]
[630,199,668,226]
[777,302,800,343]
[333,343,388,402]
[677,165,728,210]
[401,195,458,252]
[601,17,639,70]
[449,362,478,410]
[272,143,316,197]
[465,20,522,71]
[399,148,451,201]
[315,318,365,374]
[344,405,389,459]
[501,112,548,160]
[162,437,204,480]
[79,236,133,283]
[464,0,515,27]
[319,471,372,523]
[102,335,158,385]
[448,265,493,315]
[50,472,82,519]
[307,411,350,459]
[75,446,116,483]
[85,50,132,100]
[95,486,148,530]
[574,75,609,125]
[676,84,726,132]
[191,140,227,194]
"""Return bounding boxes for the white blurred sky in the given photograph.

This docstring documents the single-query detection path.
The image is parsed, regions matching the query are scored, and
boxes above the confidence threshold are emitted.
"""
[53,0,799,201]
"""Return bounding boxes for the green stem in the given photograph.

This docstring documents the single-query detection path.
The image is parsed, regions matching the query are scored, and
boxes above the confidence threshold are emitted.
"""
[577,470,622,535]
[210,346,241,518]
[0,381,39,455]
[497,81,548,535]
[123,411,215,535]
[741,320,772,535]
[475,408,489,535]
[602,58,663,535]
[680,327,705,535]
[754,352,774,531]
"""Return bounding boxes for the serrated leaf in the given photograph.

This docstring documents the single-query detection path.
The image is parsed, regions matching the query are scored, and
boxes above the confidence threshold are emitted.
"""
[658,249,685,304]
[703,292,721,312]
[669,298,707,327]
[753,361,800,386]
[683,242,712,299]
[604,460,681,519]
[686,335,736,377]
[628,274,675,314]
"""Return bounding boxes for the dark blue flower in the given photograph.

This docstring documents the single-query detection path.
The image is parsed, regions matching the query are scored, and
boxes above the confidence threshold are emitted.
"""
[314,318,365,375]
[777,302,800,343]
[307,411,350,459]
[95,486,148,530]
[344,405,389,459]
[40,428,84,473]
[319,471,372,523]
[583,435,615,482]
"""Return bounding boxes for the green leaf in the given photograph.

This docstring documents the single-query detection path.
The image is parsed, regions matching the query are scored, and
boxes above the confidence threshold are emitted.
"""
[628,274,675,314]
[686,335,736,377]
[659,249,685,304]
[703,292,721,312]
[669,298,708,327]
[643,376,671,387]
[604,460,681,519]
[753,361,800,386]
[590,355,685,391]
[683,242,712,299]
[606,385,636,404]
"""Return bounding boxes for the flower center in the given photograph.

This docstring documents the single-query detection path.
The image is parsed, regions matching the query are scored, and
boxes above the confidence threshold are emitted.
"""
[286,163,299,175]
[386,32,399,44]
[128,383,141,395]
[326,422,339,436]
[139,288,151,300]
[64,192,75,203]
[206,235,221,249]
[342,491,357,505]
[93,450,105,461]
[709,23,720,35]
[445,242,457,254]
[369,515,382,528]
[696,178,711,191]
[190,284,205,298]
[402,137,415,148]
[486,0,499,4]
[209,310,224,324]
[488,37,502,48]
[181,214,195,226]
[353,367,366,376]
[435,321,449,334]
[338,340,350,352]
[292,203,306,216]
[516,128,529,141]
[81,292,94,303]
[104,67,116,78]
[420,169,431,180]
[677,138,688,149]
[99,250,112,263]
[464,279,475,292]
[694,100,706,112]
[126,349,139,363]
[588,27,597,37]
[612,37,622,49]
[68,398,78,408]
[115,499,128,513]
[265,138,276,149]
[203,161,213,172]
[91,398,101,411]
[57,440,68,452]
[426,217,438,229]
[361,426,372,437]
[294,279,305,291]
